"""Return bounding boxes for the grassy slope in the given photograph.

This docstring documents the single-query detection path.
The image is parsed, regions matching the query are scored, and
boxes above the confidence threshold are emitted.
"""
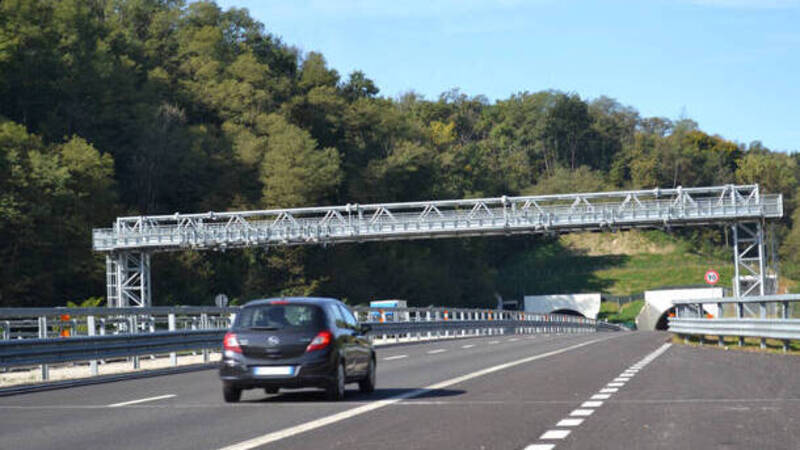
[559,231,733,296]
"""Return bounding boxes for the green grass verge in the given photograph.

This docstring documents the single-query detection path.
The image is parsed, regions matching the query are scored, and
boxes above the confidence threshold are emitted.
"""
[593,252,732,296]
[598,300,644,327]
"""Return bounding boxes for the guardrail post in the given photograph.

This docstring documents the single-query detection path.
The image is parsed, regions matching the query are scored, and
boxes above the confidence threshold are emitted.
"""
[783,301,790,352]
[2,320,9,340]
[131,315,140,370]
[426,311,432,340]
[87,315,98,376]
[169,313,177,366]
[736,301,744,347]
[38,316,49,380]
[201,313,210,363]
[717,302,724,347]
[759,301,767,349]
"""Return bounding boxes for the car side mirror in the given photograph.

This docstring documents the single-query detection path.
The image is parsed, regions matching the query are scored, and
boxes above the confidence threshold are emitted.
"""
[360,324,372,334]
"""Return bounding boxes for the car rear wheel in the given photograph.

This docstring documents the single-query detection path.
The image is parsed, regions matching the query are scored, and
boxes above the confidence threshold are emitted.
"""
[223,384,242,403]
[326,362,346,401]
[359,357,376,393]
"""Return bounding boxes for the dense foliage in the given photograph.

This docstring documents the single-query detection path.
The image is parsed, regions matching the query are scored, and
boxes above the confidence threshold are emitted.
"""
[1,0,798,307]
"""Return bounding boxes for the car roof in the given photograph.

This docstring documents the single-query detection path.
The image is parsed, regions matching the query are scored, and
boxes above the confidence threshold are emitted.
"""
[242,297,342,307]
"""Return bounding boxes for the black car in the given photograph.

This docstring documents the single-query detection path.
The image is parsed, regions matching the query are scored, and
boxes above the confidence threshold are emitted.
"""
[219,297,376,402]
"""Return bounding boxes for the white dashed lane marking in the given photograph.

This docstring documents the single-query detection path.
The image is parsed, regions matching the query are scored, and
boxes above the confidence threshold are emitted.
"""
[556,418,584,427]
[383,355,408,361]
[522,343,672,450]
[427,349,447,354]
[540,430,571,439]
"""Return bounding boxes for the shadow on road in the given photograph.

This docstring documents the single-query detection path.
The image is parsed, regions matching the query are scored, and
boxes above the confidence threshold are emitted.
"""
[245,387,466,403]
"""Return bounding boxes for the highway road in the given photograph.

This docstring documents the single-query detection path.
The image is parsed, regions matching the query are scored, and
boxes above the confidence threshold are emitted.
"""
[2,331,800,449]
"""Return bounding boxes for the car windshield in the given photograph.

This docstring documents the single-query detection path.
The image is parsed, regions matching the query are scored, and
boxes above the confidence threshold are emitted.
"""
[236,304,324,331]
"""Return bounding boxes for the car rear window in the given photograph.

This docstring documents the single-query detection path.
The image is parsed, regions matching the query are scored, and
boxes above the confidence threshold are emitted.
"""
[236,304,325,331]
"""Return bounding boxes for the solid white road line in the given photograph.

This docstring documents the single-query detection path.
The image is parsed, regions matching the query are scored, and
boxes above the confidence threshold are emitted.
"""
[217,335,619,450]
[108,394,175,408]
[384,355,408,361]
[427,349,447,354]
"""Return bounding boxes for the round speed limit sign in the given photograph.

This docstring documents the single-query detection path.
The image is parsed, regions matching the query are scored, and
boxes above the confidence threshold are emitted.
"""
[704,269,720,285]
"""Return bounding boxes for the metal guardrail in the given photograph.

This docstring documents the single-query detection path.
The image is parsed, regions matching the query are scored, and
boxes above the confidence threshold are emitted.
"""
[668,294,800,351]
[0,330,226,367]
[0,305,623,383]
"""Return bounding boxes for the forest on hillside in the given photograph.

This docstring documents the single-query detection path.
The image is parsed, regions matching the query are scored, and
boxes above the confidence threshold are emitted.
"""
[2,0,799,308]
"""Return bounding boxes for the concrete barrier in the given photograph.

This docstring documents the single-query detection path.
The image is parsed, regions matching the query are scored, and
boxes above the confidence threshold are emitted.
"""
[636,288,723,330]
[523,294,601,319]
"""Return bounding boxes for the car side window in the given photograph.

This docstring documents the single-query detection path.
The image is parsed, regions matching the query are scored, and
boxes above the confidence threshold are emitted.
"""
[329,304,349,330]
[338,305,359,329]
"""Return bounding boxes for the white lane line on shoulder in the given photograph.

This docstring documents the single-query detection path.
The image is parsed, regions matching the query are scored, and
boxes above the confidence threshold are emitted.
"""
[384,355,408,361]
[556,418,584,427]
[217,335,621,450]
[524,445,555,450]
[108,394,175,408]
[523,342,673,450]
[461,344,476,349]
[540,430,571,439]
[427,349,447,354]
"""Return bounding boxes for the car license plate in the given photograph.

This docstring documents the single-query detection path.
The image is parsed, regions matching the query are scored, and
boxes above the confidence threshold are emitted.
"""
[252,366,295,376]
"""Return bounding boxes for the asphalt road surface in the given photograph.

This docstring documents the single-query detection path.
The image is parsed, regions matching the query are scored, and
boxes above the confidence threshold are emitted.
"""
[2,331,800,449]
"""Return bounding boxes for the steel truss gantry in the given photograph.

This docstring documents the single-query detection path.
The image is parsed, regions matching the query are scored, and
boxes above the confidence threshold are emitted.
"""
[93,184,783,307]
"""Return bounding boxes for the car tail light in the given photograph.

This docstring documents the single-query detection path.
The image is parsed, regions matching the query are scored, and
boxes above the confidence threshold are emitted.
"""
[223,332,242,353]
[270,300,289,305]
[305,330,333,352]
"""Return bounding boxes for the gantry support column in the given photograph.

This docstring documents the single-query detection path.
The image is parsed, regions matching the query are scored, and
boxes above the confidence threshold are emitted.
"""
[106,251,152,307]
[732,221,768,301]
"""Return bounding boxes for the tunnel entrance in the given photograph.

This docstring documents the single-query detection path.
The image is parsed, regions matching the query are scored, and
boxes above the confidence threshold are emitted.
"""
[655,307,676,330]
[551,309,585,317]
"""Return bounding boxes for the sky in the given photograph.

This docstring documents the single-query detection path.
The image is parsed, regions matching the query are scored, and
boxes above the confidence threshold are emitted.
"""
[215,0,800,152]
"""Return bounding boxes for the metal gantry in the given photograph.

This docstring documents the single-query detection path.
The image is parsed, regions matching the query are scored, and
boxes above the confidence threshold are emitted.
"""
[92,184,783,307]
